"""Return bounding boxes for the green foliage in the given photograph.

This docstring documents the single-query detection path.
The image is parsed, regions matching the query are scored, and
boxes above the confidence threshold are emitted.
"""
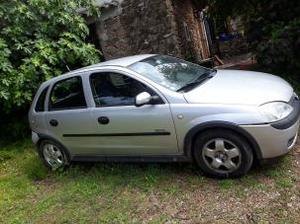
[0,0,101,112]
[195,0,261,34]
[247,0,300,85]
[1,139,300,223]
[23,158,49,180]
[197,0,300,88]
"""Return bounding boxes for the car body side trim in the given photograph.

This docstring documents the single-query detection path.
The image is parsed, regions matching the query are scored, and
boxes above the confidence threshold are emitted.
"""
[183,121,263,159]
[63,132,171,137]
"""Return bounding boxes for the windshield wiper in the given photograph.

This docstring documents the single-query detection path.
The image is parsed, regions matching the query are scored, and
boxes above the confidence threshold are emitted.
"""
[176,71,215,92]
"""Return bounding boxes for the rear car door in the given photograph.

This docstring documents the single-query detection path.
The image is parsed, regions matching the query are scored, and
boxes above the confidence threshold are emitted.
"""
[30,85,49,135]
[45,75,96,155]
[88,71,178,155]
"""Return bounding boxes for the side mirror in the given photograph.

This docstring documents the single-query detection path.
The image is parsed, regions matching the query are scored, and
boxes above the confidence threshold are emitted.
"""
[135,92,152,107]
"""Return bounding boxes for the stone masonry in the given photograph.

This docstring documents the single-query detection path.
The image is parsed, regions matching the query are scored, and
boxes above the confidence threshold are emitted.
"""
[87,0,209,62]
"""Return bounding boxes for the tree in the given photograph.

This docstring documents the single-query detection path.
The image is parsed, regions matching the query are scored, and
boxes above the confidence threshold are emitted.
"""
[194,0,261,34]
[246,0,300,87]
[196,0,300,88]
[0,0,101,112]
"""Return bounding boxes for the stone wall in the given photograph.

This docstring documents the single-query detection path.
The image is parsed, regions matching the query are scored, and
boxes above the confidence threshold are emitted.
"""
[98,16,132,59]
[119,0,181,57]
[95,0,183,60]
[93,0,207,61]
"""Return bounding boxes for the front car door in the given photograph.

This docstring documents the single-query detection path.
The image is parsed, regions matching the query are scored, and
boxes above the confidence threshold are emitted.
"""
[88,71,178,156]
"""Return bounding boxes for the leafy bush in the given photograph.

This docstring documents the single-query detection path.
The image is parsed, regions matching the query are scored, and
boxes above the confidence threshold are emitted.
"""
[197,0,299,86]
[247,0,300,86]
[0,0,101,140]
[0,0,101,112]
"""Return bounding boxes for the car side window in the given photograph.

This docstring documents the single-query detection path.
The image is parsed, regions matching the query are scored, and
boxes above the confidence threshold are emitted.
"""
[49,76,87,111]
[90,72,162,107]
[35,86,49,112]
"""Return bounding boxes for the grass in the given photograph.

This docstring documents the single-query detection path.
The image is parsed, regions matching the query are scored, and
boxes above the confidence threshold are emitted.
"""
[1,139,300,223]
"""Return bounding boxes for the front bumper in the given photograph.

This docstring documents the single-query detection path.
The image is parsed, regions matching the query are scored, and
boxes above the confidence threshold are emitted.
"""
[241,95,300,159]
[241,120,299,159]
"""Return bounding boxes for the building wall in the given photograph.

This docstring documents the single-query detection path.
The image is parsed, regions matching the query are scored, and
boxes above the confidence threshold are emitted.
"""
[96,0,182,60]
[119,0,182,57]
[98,15,132,59]
[93,0,208,61]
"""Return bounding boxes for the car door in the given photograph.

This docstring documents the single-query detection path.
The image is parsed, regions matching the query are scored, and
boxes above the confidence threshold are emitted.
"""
[88,71,178,155]
[45,75,96,155]
[30,85,50,135]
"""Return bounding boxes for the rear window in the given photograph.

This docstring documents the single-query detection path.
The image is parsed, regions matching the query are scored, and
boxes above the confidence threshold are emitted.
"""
[35,86,49,112]
[49,76,87,111]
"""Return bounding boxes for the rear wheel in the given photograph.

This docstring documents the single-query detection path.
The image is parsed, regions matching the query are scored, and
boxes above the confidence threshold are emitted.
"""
[38,140,69,170]
[193,129,253,178]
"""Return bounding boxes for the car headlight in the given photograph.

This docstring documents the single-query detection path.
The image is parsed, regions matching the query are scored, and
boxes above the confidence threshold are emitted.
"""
[259,102,293,122]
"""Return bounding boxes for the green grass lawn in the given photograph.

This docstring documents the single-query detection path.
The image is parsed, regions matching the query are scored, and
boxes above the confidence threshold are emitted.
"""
[1,139,300,223]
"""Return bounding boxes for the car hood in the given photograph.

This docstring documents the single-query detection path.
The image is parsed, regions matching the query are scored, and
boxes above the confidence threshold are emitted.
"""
[183,70,293,105]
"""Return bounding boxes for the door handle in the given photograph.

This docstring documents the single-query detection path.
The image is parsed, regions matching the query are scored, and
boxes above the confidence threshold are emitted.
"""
[49,119,58,127]
[98,116,109,125]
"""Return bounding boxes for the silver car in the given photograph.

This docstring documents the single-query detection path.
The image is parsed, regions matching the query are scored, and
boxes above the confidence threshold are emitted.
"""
[28,54,300,178]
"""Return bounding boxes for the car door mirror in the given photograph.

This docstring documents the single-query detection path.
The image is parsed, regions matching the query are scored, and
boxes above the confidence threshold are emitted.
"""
[135,92,152,107]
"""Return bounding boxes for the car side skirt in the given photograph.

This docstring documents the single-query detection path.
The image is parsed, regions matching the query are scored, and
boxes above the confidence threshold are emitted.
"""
[72,155,191,163]
[36,133,189,162]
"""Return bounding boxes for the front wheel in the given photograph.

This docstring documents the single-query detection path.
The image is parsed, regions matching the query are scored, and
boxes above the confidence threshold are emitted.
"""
[193,129,253,178]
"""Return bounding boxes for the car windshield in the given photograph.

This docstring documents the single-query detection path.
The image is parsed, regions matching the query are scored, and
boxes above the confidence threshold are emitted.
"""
[128,55,214,92]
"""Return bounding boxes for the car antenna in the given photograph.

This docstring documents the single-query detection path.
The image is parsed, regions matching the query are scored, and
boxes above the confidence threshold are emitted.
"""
[66,64,71,72]
[62,59,71,72]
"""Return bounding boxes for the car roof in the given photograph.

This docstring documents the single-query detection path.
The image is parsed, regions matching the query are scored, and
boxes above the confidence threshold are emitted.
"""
[66,54,155,74]
[41,54,156,86]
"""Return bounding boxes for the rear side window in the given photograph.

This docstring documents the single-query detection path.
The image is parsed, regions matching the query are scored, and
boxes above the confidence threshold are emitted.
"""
[49,76,86,111]
[35,86,49,112]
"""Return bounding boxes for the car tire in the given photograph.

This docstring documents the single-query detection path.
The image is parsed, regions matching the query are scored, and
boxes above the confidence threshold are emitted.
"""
[38,139,70,170]
[193,129,253,178]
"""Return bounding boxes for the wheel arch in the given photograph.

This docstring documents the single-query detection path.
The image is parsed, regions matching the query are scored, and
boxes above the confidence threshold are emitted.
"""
[36,133,71,162]
[183,121,262,160]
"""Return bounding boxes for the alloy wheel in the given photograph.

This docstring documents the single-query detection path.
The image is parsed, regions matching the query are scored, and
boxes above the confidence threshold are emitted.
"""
[42,143,64,169]
[202,138,241,174]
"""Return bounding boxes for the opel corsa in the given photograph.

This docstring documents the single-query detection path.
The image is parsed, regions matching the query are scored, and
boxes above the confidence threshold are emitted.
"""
[29,55,300,178]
